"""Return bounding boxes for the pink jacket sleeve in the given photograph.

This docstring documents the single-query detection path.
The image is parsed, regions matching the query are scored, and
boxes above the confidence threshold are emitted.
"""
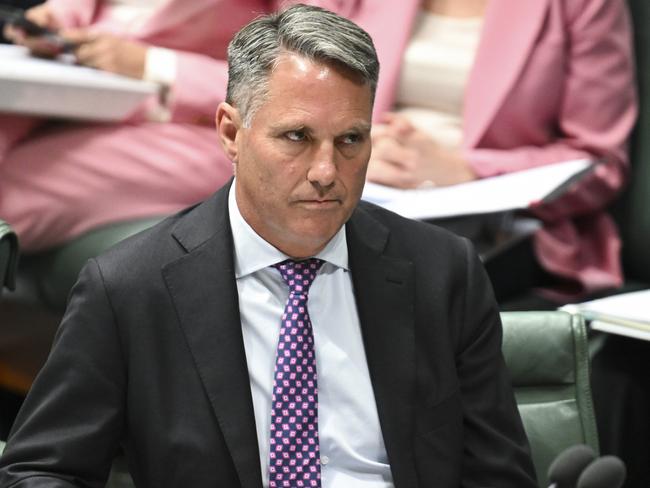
[467,0,637,221]
[46,0,258,125]
[166,53,230,124]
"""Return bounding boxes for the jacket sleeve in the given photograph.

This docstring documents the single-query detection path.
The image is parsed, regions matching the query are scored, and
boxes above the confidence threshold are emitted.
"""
[466,0,637,221]
[163,52,230,124]
[0,260,126,487]
[46,0,237,125]
[456,239,538,487]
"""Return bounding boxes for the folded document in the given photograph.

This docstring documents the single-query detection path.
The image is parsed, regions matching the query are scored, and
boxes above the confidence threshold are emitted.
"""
[0,44,158,121]
[362,158,592,220]
[562,289,650,341]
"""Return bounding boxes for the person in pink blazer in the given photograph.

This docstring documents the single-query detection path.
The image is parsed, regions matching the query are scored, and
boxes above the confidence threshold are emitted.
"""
[0,0,275,252]
[318,0,638,299]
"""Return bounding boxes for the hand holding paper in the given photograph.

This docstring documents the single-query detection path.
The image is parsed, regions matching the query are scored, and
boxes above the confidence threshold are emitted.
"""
[368,113,477,189]
[1,4,71,57]
[64,30,148,80]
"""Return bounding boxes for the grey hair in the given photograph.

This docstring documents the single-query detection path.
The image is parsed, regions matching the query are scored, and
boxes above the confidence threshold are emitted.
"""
[226,3,380,127]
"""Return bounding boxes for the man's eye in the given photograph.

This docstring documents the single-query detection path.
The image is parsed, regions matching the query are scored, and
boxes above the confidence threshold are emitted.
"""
[340,133,362,145]
[285,130,306,142]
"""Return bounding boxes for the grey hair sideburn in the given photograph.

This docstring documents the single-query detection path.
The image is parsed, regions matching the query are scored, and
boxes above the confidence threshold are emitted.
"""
[225,3,380,127]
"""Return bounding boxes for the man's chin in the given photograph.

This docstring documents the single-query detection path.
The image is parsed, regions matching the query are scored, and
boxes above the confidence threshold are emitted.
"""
[279,227,341,258]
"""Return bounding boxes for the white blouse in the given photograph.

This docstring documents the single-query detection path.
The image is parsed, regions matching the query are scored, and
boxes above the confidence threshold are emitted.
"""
[394,12,483,148]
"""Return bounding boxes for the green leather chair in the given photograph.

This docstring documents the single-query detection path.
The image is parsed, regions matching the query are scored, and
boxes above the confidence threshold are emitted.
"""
[16,217,163,312]
[0,219,18,298]
[501,311,598,487]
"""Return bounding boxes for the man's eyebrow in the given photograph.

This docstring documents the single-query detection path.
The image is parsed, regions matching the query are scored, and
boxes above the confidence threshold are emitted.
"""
[268,122,310,132]
[345,122,372,133]
[267,122,371,134]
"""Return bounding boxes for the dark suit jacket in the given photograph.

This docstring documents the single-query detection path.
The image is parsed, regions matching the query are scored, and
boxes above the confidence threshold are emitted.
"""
[0,182,537,487]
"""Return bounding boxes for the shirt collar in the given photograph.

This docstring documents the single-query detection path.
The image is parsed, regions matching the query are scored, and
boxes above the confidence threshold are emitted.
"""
[228,180,349,279]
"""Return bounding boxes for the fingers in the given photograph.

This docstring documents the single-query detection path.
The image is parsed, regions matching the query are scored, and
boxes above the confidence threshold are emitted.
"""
[5,5,63,57]
[371,136,415,169]
[71,32,102,67]
[24,4,57,29]
[368,137,422,188]
[61,28,94,45]
[71,33,117,69]
[68,34,147,78]
[3,23,21,43]
[366,157,420,189]
[381,112,416,139]
[4,25,62,57]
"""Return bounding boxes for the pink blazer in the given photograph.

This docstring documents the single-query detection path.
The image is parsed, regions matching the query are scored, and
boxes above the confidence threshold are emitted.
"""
[48,0,271,124]
[316,0,637,297]
[47,0,638,296]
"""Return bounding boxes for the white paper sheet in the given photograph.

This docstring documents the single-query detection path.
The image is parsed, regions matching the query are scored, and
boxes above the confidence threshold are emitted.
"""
[0,44,158,121]
[562,289,650,326]
[589,320,650,341]
[362,158,592,219]
[562,289,650,341]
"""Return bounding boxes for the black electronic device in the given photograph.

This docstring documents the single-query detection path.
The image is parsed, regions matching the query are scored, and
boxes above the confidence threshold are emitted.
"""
[0,5,75,52]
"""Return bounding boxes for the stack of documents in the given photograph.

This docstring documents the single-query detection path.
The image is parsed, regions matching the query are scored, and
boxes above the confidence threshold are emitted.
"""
[562,289,650,341]
[362,159,592,220]
[0,44,158,121]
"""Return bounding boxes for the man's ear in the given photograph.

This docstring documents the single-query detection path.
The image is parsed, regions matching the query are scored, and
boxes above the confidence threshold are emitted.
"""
[216,102,242,162]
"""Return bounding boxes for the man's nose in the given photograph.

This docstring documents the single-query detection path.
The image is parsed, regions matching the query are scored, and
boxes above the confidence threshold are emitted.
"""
[307,143,337,189]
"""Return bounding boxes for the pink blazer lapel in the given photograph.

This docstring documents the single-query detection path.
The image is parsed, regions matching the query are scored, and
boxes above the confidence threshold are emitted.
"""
[463,0,550,148]
[356,0,420,118]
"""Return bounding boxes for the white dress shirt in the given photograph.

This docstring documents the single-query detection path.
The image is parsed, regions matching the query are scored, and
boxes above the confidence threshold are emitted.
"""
[228,184,393,488]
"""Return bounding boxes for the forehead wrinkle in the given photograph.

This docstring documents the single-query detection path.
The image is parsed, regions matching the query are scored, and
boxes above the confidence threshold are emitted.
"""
[251,53,373,132]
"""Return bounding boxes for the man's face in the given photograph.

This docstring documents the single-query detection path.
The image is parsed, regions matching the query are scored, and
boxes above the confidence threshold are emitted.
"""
[221,53,373,259]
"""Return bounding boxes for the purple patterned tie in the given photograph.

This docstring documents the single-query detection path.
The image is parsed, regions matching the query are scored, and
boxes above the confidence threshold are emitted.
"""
[269,258,324,488]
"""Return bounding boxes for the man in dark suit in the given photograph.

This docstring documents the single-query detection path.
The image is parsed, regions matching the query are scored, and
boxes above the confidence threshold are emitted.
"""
[0,4,537,487]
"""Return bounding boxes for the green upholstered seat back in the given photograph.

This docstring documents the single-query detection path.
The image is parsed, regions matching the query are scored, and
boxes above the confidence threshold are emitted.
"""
[615,0,650,283]
[21,218,162,311]
[500,311,598,487]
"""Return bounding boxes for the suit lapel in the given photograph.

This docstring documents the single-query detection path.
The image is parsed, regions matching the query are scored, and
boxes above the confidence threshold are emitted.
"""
[162,183,263,488]
[464,0,550,148]
[161,192,419,487]
[347,207,418,488]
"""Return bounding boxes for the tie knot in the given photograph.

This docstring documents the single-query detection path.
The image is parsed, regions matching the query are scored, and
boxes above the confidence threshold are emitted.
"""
[273,258,324,296]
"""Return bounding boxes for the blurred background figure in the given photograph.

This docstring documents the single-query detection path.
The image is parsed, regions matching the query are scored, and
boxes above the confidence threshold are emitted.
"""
[342,3,644,486]
[0,0,273,253]
[352,0,637,304]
